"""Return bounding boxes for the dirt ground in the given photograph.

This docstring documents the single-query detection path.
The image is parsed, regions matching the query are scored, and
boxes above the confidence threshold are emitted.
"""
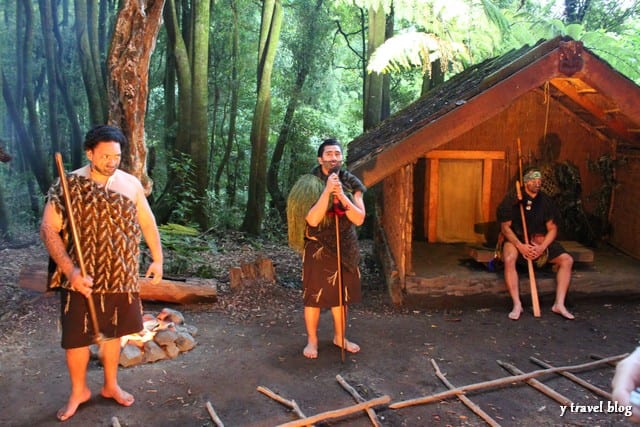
[1,233,640,427]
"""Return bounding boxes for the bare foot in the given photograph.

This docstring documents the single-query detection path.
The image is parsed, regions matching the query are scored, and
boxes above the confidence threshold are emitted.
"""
[101,386,135,407]
[552,304,575,320]
[56,387,91,421]
[508,306,523,320]
[333,338,360,354]
[303,342,318,359]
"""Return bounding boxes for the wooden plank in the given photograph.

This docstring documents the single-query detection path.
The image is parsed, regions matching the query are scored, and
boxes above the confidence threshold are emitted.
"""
[550,78,632,139]
[482,158,493,223]
[19,265,217,304]
[468,245,496,263]
[467,241,594,264]
[426,150,505,160]
[428,159,439,243]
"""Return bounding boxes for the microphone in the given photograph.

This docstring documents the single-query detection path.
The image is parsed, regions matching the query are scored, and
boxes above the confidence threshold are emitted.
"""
[329,165,341,205]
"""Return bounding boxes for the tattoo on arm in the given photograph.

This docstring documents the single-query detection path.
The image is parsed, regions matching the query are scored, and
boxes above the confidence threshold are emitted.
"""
[41,223,74,278]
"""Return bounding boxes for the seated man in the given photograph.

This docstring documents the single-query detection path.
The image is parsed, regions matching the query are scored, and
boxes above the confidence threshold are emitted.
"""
[496,168,574,320]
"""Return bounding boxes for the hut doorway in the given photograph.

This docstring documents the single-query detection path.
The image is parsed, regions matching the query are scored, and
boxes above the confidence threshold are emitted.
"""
[425,150,505,244]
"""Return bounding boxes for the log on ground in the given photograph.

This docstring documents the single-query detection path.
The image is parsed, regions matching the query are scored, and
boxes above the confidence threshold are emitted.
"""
[19,265,217,304]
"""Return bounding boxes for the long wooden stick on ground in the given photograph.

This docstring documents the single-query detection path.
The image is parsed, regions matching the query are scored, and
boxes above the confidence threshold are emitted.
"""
[390,354,627,409]
[529,356,612,400]
[497,360,572,405]
[276,395,390,427]
[430,359,501,427]
[206,401,225,427]
[590,353,621,367]
[336,374,381,427]
[257,386,306,420]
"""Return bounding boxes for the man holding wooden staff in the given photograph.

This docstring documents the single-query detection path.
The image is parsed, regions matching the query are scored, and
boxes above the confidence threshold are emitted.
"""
[496,167,575,320]
[287,138,366,359]
[40,125,163,421]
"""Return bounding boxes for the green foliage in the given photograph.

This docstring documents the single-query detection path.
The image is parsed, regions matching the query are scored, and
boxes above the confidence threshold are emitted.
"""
[166,153,200,224]
[153,223,215,277]
[367,32,467,75]
[203,189,245,230]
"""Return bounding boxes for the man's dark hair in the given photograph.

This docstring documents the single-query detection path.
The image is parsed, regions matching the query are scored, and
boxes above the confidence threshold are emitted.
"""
[84,125,128,151]
[317,138,342,157]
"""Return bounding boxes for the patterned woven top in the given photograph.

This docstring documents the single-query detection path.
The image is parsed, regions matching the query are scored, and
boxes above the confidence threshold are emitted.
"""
[47,174,142,293]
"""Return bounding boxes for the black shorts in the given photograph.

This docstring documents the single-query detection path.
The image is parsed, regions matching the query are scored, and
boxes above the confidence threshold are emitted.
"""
[59,289,143,349]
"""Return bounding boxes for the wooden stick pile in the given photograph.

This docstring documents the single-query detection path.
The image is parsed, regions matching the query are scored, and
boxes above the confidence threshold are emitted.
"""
[203,353,626,426]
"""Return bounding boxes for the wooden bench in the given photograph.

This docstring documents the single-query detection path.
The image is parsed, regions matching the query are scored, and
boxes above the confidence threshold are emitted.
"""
[468,241,595,264]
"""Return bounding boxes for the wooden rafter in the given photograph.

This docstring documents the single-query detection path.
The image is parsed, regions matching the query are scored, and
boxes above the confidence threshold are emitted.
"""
[549,78,632,139]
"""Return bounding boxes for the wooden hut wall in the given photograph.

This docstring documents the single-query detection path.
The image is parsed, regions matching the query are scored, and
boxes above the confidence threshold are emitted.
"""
[422,89,613,241]
[609,154,640,259]
[381,165,413,281]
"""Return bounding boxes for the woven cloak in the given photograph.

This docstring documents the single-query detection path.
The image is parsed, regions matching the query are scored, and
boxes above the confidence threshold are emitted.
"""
[46,174,142,293]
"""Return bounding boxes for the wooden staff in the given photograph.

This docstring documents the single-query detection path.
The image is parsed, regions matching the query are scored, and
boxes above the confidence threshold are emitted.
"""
[517,138,523,184]
[330,166,346,363]
[54,153,104,343]
[334,201,345,363]
[516,180,541,317]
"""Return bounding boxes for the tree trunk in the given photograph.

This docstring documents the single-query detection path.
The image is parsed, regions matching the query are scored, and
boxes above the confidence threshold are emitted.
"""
[188,0,211,228]
[381,8,394,121]
[107,0,165,195]
[363,3,386,131]
[267,0,325,223]
[74,0,107,125]
[421,58,445,95]
[0,170,9,238]
[51,0,84,168]
[8,3,51,194]
[154,0,194,223]
[241,0,283,235]
[214,0,240,199]
[164,0,193,154]
[38,0,61,155]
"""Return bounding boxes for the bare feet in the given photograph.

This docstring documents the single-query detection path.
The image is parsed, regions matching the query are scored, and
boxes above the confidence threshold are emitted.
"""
[508,306,523,320]
[57,387,91,421]
[303,342,318,359]
[101,386,135,407]
[333,338,360,354]
[552,304,575,320]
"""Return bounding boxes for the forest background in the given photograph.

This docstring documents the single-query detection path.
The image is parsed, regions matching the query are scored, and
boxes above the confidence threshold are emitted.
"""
[0,0,638,277]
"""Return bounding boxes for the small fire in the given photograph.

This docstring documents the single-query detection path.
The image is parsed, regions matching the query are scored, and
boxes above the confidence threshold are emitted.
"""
[120,309,181,348]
